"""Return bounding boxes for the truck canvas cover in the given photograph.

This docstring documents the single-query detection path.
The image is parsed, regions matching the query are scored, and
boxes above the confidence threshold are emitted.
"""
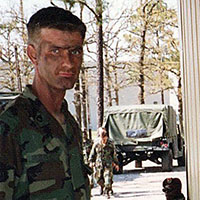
[104,104,177,145]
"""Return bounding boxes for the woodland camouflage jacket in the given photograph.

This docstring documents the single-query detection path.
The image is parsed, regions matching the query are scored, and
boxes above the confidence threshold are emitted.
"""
[0,85,90,200]
[89,138,118,169]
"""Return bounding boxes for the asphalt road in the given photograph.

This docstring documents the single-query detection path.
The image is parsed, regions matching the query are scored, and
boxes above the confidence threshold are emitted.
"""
[91,161,187,200]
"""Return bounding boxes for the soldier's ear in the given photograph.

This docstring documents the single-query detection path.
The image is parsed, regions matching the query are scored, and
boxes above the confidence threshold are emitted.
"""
[27,44,38,65]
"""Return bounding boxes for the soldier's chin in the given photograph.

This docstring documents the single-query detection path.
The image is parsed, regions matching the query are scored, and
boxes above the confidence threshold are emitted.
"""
[64,82,76,90]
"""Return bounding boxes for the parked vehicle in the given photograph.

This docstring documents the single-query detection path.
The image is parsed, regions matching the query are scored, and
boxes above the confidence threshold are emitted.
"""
[103,104,185,173]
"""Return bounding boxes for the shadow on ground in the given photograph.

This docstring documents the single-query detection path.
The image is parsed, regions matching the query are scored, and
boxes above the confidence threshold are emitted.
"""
[123,165,185,174]
[113,166,186,183]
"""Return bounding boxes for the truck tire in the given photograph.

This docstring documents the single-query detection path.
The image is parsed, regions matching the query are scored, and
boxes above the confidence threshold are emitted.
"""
[162,149,173,172]
[178,156,185,166]
[178,146,185,166]
[118,163,123,174]
[114,153,123,174]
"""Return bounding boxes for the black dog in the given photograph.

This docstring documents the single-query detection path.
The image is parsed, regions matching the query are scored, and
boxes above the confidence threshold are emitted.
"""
[162,178,185,200]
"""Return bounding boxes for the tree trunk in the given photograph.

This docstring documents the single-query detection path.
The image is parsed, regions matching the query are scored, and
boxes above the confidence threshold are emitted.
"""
[105,65,112,106]
[19,0,29,86]
[74,79,82,127]
[96,0,104,128]
[73,2,84,128]
[138,72,145,104]
[14,46,22,92]
[113,66,119,105]
[161,89,164,104]
[138,19,147,104]
[19,0,26,52]
[81,67,87,130]
[104,49,112,107]
[86,71,92,138]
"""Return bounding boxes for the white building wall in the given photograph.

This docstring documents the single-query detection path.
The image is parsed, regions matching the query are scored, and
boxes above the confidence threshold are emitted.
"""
[178,0,200,199]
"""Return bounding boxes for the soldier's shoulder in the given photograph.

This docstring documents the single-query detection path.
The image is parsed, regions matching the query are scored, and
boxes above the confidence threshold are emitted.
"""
[0,95,27,116]
[0,95,29,135]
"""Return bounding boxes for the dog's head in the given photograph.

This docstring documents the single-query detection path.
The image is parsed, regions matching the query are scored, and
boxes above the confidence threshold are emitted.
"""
[162,178,183,199]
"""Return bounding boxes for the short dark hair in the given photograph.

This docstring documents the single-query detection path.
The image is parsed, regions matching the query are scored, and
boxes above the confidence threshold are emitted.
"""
[27,6,86,43]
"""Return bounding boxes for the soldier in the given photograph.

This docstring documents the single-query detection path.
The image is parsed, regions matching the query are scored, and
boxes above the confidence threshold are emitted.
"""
[89,127,119,199]
[0,7,91,200]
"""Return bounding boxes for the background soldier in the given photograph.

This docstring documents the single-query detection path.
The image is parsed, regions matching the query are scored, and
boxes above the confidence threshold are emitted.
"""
[89,127,119,199]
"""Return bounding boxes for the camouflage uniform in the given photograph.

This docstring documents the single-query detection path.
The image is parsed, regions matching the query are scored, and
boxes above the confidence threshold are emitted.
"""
[89,137,118,192]
[0,85,91,200]
[82,138,93,165]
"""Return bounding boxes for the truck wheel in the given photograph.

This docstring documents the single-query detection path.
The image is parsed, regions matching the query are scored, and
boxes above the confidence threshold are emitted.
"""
[178,156,185,166]
[118,164,123,174]
[178,146,185,166]
[114,153,123,174]
[162,149,173,172]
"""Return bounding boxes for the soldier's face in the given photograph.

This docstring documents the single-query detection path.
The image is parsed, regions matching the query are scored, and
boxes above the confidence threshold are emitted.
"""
[29,28,84,91]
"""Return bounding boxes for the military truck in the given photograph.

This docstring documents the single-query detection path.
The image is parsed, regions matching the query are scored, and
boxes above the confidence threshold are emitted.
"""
[103,104,185,173]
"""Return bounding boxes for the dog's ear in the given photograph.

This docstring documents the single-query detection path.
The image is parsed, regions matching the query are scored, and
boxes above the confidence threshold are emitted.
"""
[171,178,182,191]
[163,178,173,188]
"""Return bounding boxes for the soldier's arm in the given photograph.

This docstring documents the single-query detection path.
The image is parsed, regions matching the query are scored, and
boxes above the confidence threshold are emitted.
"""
[113,150,119,164]
[0,124,17,200]
[110,141,119,165]
[0,108,21,200]
[112,145,120,171]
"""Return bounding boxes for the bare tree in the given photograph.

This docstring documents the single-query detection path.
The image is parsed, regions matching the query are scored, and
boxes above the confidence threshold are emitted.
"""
[0,2,34,92]
[95,0,104,127]
[125,0,179,105]
[103,9,129,106]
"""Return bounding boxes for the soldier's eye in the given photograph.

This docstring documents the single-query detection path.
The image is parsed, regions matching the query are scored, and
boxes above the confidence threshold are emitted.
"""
[70,48,83,55]
[51,48,60,55]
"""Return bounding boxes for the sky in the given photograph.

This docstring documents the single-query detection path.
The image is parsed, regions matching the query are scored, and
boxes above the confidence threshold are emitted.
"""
[0,0,63,19]
[0,0,178,19]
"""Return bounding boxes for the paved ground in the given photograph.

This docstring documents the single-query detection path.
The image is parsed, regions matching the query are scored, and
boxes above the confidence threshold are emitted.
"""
[91,161,187,200]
